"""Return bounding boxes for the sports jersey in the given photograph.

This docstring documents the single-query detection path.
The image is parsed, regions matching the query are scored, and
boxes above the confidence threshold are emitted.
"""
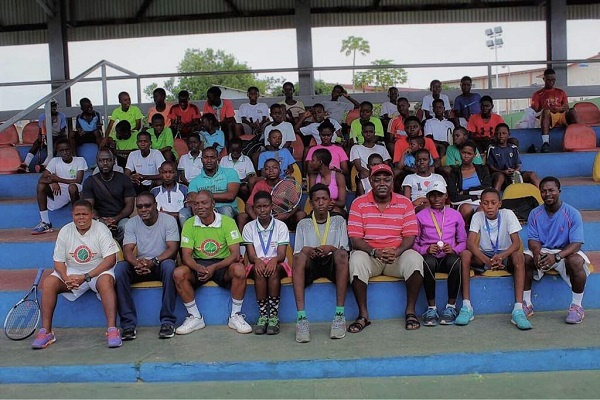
[181,212,242,260]
[199,130,225,154]
[148,127,177,159]
[109,130,139,151]
[76,111,102,133]
[445,145,483,166]
[203,99,235,122]
[147,103,174,127]
[109,106,143,130]
[125,149,166,186]
[47,156,88,185]
[350,117,385,144]
[242,218,289,259]
[424,118,455,142]
[486,144,521,170]
[387,116,406,139]
[168,103,201,125]
[531,87,568,111]
[467,113,504,139]
[527,202,584,249]
[453,93,482,119]
[151,183,188,213]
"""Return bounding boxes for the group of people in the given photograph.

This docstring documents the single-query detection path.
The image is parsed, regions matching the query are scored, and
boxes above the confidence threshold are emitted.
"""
[25,74,589,351]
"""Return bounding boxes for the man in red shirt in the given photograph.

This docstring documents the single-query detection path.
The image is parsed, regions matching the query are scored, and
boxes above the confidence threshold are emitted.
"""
[168,90,201,138]
[203,86,236,141]
[466,95,504,155]
[531,68,578,153]
[347,164,424,333]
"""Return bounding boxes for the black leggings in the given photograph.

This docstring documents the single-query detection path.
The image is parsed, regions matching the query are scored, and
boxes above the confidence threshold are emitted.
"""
[422,254,461,302]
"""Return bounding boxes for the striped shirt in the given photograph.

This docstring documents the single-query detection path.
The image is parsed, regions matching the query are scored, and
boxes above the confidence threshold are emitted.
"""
[348,192,418,249]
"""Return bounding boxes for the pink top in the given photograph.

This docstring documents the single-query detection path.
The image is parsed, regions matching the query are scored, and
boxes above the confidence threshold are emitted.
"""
[316,170,339,201]
[305,144,348,170]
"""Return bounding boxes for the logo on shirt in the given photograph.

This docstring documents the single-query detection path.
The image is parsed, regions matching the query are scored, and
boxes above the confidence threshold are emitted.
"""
[231,231,240,239]
[198,239,220,257]
[70,245,96,264]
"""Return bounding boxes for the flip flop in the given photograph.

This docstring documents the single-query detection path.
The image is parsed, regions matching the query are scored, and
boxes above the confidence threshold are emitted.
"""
[347,316,371,333]
[405,313,421,330]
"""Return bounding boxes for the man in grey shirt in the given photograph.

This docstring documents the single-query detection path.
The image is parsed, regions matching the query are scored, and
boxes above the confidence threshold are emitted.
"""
[114,192,180,340]
[292,183,350,343]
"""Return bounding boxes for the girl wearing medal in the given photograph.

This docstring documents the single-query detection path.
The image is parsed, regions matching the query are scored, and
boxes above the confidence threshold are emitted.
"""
[456,188,532,330]
[242,191,291,335]
[414,181,467,326]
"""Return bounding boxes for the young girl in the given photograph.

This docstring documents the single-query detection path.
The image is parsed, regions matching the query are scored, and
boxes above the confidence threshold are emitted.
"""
[242,191,290,335]
[199,113,225,154]
[304,120,349,176]
[445,127,483,167]
[422,79,451,120]
[308,149,347,217]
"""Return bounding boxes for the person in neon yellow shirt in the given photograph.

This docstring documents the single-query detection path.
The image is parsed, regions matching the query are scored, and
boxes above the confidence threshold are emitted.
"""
[349,101,385,146]
[105,92,143,137]
[147,113,176,161]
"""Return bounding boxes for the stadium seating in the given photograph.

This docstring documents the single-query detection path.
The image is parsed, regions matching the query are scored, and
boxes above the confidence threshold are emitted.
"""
[502,183,543,205]
[21,121,39,144]
[345,109,360,125]
[0,123,19,145]
[562,123,597,151]
[593,151,600,182]
[291,134,304,162]
[574,102,600,126]
[0,146,23,174]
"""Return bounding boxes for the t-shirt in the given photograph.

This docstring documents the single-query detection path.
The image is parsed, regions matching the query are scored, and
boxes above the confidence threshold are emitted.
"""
[188,166,240,210]
[300,119,342,145]
[258,149,295,178]
[177,151,203,183]
[219,154,256,181]
[467,113,505,139]
[387,116,406,139]
[247,179,275,207]
[239,103,270,123]
[322,100,354,123]
[486,144,522,170]
[305,145,348,171]
[181,212,242,260]
[278,100,305,119]
[294,214,349,253]
[531,88,568,112]
[46,156,88,190]
[393,136,440,164]
[242,218,289,259]
[82,172,136,218]
[264,122,296,147]
[123,213,180,259]
[444,145,483,166]
[403,153,434,169]
[350,144,391,170]
[424,118,455,142]
[380,101,399,118]
[421,94,451,117]
[76,111,102,133]
[148,127,177,159]
[350,117,385,144]
[203,99,235,122]
[527,203,584,249]
[199,130,225,154]
[151,183,188,213]
[147,103,174,127]
[125,149,166,186]
[109,106,143,131]
[470,209,522,253]
[402,173,447,201]
[453,93,482,119]
[168,103,201,125]
[39,112,67,136]
[109,130,139,151]
[53,220,119,273]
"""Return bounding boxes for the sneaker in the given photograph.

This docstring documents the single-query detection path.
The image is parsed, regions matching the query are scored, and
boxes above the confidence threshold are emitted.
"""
[511,309,533,330]
[295,318,311,343]
[523,301,534,318]
[254,315,268,335]
[31,221,53,235]
[17,163,29,173]
[121,327,137,341]
[422,308,439,327]
[541,142,550,153]
[455,307,474,326]
[512,171,523,184]
[31,328,55,349]
[175,315,205,335]
[439,306,458,325]
[106,327,122,348]
[526,144,538,154]
[330,314,346,339]
[228,313,252,334]
[566,304,585,324]
[266,316,280,335]
[158,324,175,339]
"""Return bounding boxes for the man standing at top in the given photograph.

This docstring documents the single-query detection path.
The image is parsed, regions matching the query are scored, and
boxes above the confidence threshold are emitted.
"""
[531,68,578,153]
[453,76,481,123]
[203,86,236,141]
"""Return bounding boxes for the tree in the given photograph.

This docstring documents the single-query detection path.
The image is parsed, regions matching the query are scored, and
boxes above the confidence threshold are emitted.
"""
[270,80,333,97]
[367,59,408,91]
[340,36,370,93]
[353,71,373,93]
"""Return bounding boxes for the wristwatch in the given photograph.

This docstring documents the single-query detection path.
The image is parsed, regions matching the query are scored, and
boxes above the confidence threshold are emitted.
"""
[152,257,160,267]
[554,253,562,263]
[370,248,377,258]
[84,273,92,283]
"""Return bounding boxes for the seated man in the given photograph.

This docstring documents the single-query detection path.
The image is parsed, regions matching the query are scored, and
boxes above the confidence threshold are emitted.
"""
[31,200,120,349]
[72,97,102,154]
[82,149,135,244]
[238,86,270,136]
[125,131,166,194]
[524,177,590,324]
[174,190,251,335]
[401,149,446,213]
[347,164,424,333]
[531,68,578,153]
[466,95,504,155]
[203,86,236,141]
[293,184,350,343]
[151,161,188,221]
[115,192,180,341]
[452,76,481,123]
[169,90,201,139]
[32,138,88,235]
[349,101,385,146]
[105,91,143,137]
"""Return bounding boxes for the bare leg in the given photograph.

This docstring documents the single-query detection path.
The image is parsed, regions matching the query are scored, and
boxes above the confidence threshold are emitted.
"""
[292,251,308,311]
[333,249,349,307]
[350,279,368,320]
[96,274,118,328]
[227,263,247,301]
[40,275,68,332]
[511,252,525,303]
[405,270,423,316]
[173,266,196,303]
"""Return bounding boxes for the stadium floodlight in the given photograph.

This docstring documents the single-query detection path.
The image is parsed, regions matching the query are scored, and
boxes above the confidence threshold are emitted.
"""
[484,26,504,90]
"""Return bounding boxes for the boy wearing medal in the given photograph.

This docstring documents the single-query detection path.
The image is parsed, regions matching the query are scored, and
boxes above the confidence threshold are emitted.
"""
[242,191,291,335]
[414,182,467,326]
[292,184,350,343]
[456,188,532,329]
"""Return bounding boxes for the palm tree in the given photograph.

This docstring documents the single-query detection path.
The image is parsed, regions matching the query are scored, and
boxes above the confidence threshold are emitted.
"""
[340,36,370,93]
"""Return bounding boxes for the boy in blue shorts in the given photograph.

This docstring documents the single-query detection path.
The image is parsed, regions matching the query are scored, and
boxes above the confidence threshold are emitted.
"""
[258,129,295,179]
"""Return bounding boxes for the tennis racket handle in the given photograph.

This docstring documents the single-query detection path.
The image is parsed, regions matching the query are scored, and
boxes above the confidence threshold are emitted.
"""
[34,268,44,286]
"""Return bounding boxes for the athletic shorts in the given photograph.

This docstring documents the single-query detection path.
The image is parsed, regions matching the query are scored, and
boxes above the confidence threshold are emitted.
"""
[524,248,590,287]
[245,258,291,278]
[51,267,115,301]
[304,254,337,287]
[192,258,231,289]
[550,112,567,128]
[47,182,83,211]
[471,250,515,273]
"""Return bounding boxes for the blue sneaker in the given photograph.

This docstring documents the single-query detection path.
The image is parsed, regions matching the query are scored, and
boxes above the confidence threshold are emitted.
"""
[455,307,474,326]
[31,328,56,349]
[31,221,53,235]
[511,309,532,330]
[422,308,439,326]
[439,306,458,325]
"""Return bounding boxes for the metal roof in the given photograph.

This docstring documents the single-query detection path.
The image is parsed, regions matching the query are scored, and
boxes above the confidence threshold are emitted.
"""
[0,0,598,46]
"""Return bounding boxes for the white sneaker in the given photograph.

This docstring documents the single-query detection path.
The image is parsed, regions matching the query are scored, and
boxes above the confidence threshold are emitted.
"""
[228,313,252,334]
[175,315,205,335]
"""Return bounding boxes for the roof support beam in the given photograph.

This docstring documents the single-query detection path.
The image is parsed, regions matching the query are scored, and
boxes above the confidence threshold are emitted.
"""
[135,0,154,20]
[546,0,568,86]
[47,0,70,107]
[295,0,314,96]
[35,0,55,18]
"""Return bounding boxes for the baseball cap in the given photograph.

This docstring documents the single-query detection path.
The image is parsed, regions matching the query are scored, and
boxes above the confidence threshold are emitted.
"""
[427,181,447,194]
[370,164,393,176]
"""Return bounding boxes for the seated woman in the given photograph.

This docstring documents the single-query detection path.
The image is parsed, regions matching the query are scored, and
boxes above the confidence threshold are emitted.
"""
[447,140,491,226]
[308,148,347,217]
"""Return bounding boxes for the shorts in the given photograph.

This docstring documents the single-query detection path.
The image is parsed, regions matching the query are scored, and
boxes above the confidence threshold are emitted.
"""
[47,183,82,211]
[471,250,515,273]
[246,259,292,278]
[524,248,590,286]
[51,267,115,301]
[550,112,567,128]
[349,249,423,284]
[304,254,337,286]
[192,258,231,289]
[74,131,98,146]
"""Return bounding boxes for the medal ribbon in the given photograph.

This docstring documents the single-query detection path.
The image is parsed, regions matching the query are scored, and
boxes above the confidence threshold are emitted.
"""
[312,212,331,246]
[257,219,275,256]
[484,213,502,255]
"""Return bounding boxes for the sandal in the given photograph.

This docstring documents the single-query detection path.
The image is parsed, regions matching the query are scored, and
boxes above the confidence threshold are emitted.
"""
[347,316,371,333]
[405,313,421,330]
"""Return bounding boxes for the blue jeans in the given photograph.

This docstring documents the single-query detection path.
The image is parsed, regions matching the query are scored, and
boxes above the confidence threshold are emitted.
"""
[178,205,237,227]
[115,259,177,329]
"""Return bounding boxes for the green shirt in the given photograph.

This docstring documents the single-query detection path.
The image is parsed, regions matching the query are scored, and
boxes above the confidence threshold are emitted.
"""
[350,117,385,145]
[181,212,242,260]
[110,129,139,151]
[444,145,483,166]
[148,127,177,159]
[110,105,143,131]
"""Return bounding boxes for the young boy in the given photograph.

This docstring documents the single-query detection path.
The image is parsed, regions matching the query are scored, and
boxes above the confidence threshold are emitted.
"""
[467,95,505,154]
[151,161,188,220]
[203,86,237,141]
[32,139,88,235]
[238,86,270,135]
[125,131,166,194]
[147,87,172,128]
[242,191,290,335]
[219,138,256,200]
[392,116,440,172]
[380,87,400,122]
[386,97,411,155]
[295,103,342,146]
[350,122,392,195]
[402,136,433,170]
[177,132,203,186]
[258,130,296,179]
[105,92,143,137]
[402,149,446,213]
[360,153,384,195]
[487,123,540,191]
[72,98,102,152]
[453,76,481,122]
[263,104,295,150]
[349,101,385,145]
[148,114,176,162]
[424,98,455,157]
[322,85,359,123]
[414,181,466,326]
[292,183,350,342]
[199,113,225,154]
[422,79,451,120]
[445,127,483,167]
[169,90,201,138]
[456,188,532,330]
[279,82,305,124]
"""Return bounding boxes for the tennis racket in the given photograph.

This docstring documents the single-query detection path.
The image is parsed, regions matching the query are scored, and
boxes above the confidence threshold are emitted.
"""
[4,268,44,340]
[271,178,302,216]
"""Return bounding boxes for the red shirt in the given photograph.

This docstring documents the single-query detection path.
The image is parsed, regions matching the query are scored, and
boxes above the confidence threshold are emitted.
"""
[168,103,201,124]
[387,116,405,139]
[531,88,568,112]
[467,113,504,139]
[393,136,439,164]
[203,99,235,122]
[247,179,275,206]
[348,191,418,249]
[148,103,174,127]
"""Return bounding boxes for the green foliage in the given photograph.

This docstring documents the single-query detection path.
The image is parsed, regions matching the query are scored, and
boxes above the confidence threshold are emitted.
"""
[270,80,334,97]
[340,36,371,57]
[352,60,408,92]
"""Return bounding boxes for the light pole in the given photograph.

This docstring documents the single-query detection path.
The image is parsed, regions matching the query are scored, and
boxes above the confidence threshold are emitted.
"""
[485,26,503,90]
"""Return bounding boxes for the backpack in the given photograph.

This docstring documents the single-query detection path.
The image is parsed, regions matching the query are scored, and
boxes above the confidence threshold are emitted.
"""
[501,196,539,222]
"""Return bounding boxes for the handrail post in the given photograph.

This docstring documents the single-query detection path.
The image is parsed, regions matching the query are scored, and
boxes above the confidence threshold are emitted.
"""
[136,77,142,108]
[45,100,53,162]
[101,64,108,136]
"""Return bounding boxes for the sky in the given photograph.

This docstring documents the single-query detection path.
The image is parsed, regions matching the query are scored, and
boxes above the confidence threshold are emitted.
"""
[0,19,598,111]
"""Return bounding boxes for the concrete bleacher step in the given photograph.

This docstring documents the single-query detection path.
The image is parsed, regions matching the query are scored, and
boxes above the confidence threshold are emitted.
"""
[521,151,597,178]
[511,127,600,154]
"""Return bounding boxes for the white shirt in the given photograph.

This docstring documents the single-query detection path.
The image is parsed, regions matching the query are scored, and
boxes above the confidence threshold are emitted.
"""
[349,144,391,169]
[238,103,270,123]
[264,122,296,148]
[322,100,354,122]
[151,183,188,213]
[242,218,289,259]
[299,119,342,145]
[53,220,118,273]
[401,173,446,201]
[380,102,399,118]
[470,209,522,253]
[424,118,455,142]
[47,156,88,190]
[219,154,256,180]
[125,149,166,186]
[177,151,203,183]
[422,94,451,119]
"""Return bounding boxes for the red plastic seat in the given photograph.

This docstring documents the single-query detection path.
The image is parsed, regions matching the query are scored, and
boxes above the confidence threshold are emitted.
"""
[173,138,189,158]
[21,121,40,145]
[219,146,228,159]
[573,102,600,126]
[345,109,360,125]
[562,123,597,152]
[0,146,22,174]
[291,134,304,162]
[0,124,19,146]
